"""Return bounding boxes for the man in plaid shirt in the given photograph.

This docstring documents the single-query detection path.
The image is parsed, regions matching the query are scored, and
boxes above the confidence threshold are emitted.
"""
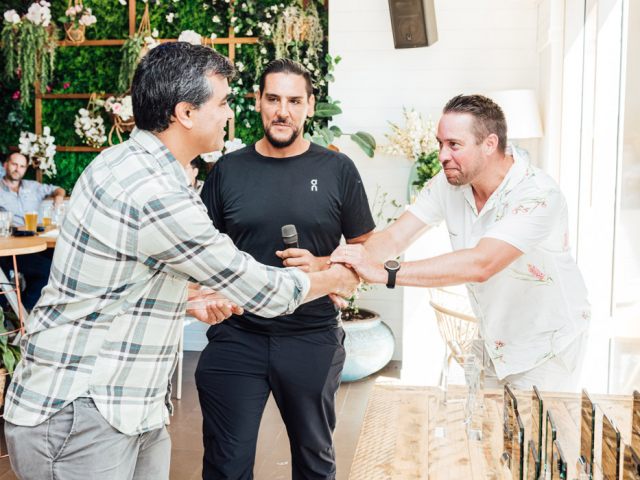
[3,43,359,480]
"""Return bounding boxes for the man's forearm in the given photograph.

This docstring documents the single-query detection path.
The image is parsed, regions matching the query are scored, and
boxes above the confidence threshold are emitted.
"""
[363,229,399,263]
[304,265,358,304]
[54,188,66,204]
[393,249,486,288]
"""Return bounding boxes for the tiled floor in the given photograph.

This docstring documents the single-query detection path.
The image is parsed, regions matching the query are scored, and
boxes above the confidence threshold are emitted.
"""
[0,352,402,480]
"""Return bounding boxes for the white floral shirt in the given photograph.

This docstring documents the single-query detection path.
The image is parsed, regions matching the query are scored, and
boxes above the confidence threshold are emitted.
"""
[409,148,590,379]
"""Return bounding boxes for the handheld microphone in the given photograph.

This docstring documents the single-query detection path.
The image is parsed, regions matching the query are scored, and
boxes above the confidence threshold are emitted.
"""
[281,225,299,249]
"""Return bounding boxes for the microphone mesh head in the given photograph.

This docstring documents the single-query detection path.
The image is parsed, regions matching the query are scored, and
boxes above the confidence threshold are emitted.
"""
[282,225,297,238]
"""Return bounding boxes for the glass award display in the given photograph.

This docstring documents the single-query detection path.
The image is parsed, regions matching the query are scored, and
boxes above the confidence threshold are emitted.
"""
[513,410,525,480]
[528,439,540,480]
[532,387,543,463]
[461,345,485,441]
[578,389,596,479]
[632,391,640,456]
[552,439,568,480]
[602,411,621,480]
[503,385,518,470]
[546,410,558,477]
[623,442,640,480]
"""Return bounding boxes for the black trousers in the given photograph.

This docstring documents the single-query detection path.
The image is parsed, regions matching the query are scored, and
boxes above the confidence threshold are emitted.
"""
[0,252,52,310]
[195,322,346,480]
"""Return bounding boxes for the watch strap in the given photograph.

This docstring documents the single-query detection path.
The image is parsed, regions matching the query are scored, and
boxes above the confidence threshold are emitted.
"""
[386,266,398,289]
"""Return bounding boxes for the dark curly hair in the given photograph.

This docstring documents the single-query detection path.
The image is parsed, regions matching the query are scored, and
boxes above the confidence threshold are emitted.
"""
[259,58,313,98]
[132,42,236,133]
[443,94,508,154]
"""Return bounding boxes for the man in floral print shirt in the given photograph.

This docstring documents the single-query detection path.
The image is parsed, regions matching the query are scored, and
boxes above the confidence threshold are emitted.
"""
[330,94,591,392]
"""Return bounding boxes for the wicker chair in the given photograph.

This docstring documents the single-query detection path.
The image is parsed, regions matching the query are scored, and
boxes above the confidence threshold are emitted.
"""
[428,288,478,368]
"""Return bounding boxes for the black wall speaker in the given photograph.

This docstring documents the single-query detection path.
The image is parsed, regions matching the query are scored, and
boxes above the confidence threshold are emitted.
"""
[388,0,438,49]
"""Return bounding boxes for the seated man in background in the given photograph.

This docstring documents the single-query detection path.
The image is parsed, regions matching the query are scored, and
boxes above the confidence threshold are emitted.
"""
[330,94,591,393]
[0,152,65,226]
[185,156,205,194]
[0,152,65,309]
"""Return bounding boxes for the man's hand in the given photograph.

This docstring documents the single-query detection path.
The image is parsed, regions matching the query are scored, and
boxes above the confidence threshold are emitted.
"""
[186,290,244,325]
[329,244,387,285]
[276,248,327,273]
[329,263,361,302]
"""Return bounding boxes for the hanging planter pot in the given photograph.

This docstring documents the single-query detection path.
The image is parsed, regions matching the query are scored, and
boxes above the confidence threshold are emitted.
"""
[63,22,85,44]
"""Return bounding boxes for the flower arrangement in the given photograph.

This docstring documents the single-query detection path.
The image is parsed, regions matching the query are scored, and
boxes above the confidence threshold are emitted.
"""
[2,1,58,105]
[201,138,246,163]
[18,126,57,177]
[59,4,96,28]
[380,108,441,193]
[178,30,202,45]
[58,2,96,44]
[74,97,107,148]
[102,95,133,122]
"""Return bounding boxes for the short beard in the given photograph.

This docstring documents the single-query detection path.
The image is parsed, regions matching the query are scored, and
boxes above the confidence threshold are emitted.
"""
[264,119,301,149]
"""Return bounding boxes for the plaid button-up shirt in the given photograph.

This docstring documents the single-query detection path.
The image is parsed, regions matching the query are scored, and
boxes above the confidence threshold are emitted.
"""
[4,128,310,435]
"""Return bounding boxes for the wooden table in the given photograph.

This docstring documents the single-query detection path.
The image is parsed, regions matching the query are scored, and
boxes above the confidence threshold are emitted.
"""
[0,236,47,321]
[348,385,633,480]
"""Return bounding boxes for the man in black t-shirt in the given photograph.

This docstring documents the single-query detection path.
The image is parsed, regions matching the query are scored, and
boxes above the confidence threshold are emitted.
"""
[197,59,375,480]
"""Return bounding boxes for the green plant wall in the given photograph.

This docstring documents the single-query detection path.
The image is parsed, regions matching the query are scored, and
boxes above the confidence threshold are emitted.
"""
[1,0,329,191]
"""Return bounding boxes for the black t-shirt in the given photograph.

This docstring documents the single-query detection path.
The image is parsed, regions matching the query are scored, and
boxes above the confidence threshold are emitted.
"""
[201,142,375,335]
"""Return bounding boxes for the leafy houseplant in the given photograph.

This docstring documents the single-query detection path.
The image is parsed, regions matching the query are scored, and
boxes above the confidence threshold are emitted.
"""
[0,306,22,407]
[117,34,144,93]
[304,54,377,158]
[379,107,441,200]
[57,1,97,44]
[2,1,58,106]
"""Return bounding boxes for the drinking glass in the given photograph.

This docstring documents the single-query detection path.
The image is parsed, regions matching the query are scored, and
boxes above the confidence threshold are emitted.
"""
[42,205,53,230]
[24,211,38,232]
[54,204,66,228]
[0,211,12,237]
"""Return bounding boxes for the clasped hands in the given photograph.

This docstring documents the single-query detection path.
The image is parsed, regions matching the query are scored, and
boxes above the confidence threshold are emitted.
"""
[276,246,383,308]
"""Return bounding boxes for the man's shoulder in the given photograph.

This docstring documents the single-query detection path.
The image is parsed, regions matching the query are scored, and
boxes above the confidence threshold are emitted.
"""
[215,144,255,168]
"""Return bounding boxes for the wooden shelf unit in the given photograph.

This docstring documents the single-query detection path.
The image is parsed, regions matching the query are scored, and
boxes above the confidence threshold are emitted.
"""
[9,0,254,181]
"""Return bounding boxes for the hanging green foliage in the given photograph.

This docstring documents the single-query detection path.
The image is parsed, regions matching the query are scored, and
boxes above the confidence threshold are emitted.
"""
[1,21,58,105]
[117,35,144,93]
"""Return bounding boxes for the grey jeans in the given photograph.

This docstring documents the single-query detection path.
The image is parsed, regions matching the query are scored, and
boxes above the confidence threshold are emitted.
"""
[5,397,171,480]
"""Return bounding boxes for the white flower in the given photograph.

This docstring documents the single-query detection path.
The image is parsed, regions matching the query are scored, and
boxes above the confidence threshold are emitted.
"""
[230,16,237,23]
[178,30,202,45]
[152,28,159,37]
[233,26,239,33]
[4,9,20,24]
[173,0,179,3]
[144,36,159,49]
[236,61,244,71]
[212,15,220,23]
[242,3,247,8]
[252,84,259,92]
[237,78,243,85]
[43,126,50,136]
[224,138,245,153]
[119,0,127,5]
[203,3,209,9]
[246,28,253,36]
[202,151,223,163]
[265,12,271,18]
[166,12,174,23]
[260,47,267,55]
[210,32,217,40]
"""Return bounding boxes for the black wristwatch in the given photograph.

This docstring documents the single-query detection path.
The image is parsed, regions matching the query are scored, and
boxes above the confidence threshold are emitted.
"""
[384,260,401,289]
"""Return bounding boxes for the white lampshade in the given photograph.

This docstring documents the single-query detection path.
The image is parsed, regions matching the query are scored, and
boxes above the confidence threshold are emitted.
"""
[486,89,543,139]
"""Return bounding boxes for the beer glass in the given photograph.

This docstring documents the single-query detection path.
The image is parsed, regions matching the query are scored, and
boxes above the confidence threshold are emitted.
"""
[42,206,53,230]
[24,211,38,232]
[0,211,12,237]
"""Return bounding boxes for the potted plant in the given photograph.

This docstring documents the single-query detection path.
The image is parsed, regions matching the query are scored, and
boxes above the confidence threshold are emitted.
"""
[2,1,58,105]
[98,95,134,145]
[18,126,57,177]
[0,306,22,408]
[57,1,97,44]
[340,187,401,382]
[380,107,441,202]
[74,93,107,148]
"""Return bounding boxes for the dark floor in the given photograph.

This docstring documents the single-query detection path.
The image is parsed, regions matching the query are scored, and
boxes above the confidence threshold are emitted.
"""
[0,352,401,479]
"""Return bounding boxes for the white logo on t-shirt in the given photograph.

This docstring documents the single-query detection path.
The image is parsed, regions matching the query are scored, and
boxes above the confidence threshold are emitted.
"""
[311,179,318,192]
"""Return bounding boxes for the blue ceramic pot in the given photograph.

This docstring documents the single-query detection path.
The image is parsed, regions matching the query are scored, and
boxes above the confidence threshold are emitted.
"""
[341,310,395,382]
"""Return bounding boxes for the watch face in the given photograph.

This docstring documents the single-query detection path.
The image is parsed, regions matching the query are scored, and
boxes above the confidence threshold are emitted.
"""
[386,260,400,270]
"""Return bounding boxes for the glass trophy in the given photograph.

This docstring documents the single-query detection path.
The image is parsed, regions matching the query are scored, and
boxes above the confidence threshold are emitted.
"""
[546,410,557,478]
[601,411,621,480]
[461,350,484,441]
[503,385,518,471]
[623,442,640,480]
[578,389,597,479]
